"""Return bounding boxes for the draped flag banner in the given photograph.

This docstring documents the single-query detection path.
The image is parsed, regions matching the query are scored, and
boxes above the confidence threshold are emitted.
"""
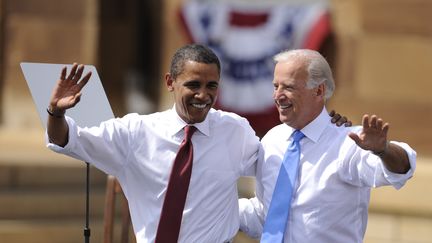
[180,0,331,137]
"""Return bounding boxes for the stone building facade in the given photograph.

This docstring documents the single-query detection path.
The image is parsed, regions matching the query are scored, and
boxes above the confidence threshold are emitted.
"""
[0,0,431,242]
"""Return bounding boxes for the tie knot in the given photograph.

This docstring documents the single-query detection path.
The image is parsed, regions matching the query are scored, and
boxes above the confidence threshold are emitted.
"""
[184,126,197,140]
[291,130,305,142]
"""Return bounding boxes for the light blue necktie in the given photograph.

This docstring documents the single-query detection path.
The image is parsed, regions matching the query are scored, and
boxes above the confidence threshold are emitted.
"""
[261,130,305,243]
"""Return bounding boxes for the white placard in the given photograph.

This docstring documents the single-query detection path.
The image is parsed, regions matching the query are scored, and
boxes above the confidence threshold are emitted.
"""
[21,62,114,128]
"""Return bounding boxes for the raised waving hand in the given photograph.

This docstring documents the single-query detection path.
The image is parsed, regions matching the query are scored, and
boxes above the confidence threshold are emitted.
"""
[49,63,92,115]
[348,114,388,154]
[47,63,91,146]
[349,114,410,174]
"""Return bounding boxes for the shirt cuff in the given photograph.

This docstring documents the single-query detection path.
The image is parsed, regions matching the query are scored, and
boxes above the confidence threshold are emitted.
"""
[381,141,417,189]
[45,116,77,153]
[239,197,264,239]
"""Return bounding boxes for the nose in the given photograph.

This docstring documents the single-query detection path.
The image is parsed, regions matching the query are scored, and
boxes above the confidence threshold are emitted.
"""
[273,86,284,100]
[194,88,209,100]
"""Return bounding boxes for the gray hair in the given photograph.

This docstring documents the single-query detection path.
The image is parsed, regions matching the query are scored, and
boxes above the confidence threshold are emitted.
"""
[273,49,335,99]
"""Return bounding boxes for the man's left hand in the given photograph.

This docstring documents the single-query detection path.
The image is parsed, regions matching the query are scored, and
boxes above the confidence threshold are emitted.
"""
[348,114,388,154]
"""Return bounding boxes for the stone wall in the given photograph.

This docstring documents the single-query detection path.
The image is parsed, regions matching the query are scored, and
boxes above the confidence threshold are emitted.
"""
[0,0,5,122]
[330,0,432,157]
[0,0,430,242]
[1,0,99,129]
[330,1,432,242]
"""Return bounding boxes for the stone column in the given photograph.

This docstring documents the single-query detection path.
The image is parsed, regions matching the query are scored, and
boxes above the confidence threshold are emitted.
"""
[0,0,5,123]
[1,0,99,129]
[158,0,188,110]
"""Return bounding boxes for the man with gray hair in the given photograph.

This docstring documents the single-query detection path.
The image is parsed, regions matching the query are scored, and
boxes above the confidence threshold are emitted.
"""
[239,49,416,243]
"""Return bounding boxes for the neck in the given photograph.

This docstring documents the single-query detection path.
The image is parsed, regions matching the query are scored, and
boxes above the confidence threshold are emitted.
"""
[290,105,325,130]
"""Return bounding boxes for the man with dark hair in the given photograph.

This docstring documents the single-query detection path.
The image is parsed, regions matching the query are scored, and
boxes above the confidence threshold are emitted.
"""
[169,44,221,80]
[46,44,260,243]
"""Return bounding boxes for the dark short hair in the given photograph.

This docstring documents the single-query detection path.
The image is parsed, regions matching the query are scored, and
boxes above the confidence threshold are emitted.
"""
[170,44,221,79]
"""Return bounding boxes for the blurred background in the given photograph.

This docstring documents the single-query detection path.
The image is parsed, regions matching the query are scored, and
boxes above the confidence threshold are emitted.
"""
[0,0,431,242]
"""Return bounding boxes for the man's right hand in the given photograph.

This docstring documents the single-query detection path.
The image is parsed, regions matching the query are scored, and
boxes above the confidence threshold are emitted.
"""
[329,110,352,127]
[47,63,91,147]
[49,63,92,114]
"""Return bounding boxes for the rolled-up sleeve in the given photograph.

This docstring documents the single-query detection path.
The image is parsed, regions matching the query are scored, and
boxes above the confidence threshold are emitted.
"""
[46,115,131,177]
[46,116,79,156]
[381,141,417,189]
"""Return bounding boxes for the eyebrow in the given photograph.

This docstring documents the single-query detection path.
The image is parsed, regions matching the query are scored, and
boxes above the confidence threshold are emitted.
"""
[183,80,219,86]
[183,79,202,84]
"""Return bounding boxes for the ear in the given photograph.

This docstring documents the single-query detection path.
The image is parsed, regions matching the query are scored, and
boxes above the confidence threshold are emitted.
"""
[165,73,174,92]
[316,83,326,98]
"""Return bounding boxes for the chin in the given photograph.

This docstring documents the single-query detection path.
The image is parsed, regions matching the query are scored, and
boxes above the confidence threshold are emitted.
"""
[279,115,292,125]
[189,117,205,124]
[189,113,208,124]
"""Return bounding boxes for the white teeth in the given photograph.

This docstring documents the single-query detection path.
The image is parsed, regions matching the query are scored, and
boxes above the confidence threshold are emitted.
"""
[192,104,206,109]
[280,104,292,109]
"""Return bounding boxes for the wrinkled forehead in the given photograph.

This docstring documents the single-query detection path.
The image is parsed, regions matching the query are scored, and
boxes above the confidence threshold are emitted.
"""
[274,59,308,78]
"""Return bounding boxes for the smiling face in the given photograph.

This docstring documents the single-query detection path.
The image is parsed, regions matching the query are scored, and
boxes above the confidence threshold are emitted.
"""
[273,58,325,129]
[166,60,220,124]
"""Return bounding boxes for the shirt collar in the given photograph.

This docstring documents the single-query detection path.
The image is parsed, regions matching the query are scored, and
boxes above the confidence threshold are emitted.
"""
[301,107,330,143]
[283,107,330,143]
[168,105,211,137]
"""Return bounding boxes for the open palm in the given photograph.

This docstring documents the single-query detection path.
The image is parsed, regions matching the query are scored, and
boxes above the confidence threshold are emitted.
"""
[50,63,92,110]
[348,114,389,153]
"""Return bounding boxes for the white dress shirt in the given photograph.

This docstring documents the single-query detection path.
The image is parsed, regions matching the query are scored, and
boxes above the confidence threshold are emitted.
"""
[239,107,416,243]
[47,107,260,243]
